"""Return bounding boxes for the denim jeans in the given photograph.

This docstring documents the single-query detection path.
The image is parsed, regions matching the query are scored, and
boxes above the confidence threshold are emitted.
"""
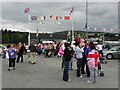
[89,67,97,82]
[63,61,70,81]
[69,60,73,69]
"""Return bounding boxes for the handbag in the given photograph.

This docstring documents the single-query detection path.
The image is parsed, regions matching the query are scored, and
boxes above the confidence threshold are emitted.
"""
[100,70,104,76]
[58,47,64,55]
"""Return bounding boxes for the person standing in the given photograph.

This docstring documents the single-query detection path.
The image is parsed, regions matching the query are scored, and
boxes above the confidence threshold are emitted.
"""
[96,41,103,57]
[16,42,26,63]
[38,43,43,55]
[63,43,73,81]
[85,40,93,77]
[58,43,65,69]
[8,44,16,71]
[81,41,87,74]
[75,42,84,77]
[28,42,37,64]
[96,41,104,72]
[85,43,91,77]
[87,44,99,83]
[75,33,81,44]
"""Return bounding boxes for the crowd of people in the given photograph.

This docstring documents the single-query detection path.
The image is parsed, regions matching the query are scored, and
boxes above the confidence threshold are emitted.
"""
[6,33,107,83]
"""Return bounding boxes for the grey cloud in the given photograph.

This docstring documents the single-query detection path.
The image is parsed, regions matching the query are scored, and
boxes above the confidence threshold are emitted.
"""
[1,2,118,33]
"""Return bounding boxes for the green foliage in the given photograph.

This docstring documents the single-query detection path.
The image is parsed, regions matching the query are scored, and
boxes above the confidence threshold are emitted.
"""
[2,29,28,44]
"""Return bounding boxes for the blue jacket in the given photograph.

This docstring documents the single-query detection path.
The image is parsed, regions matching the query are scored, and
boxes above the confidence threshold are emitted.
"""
[8,48,16,59]
[85,46,91,59]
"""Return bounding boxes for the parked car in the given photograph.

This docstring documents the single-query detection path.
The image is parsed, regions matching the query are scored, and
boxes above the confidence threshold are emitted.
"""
[0,45,7,57]
[103,46,120,59]
[103,43,120,50]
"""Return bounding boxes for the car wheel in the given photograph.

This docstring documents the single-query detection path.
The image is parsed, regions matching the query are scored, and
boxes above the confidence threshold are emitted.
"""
[106,54,113,59]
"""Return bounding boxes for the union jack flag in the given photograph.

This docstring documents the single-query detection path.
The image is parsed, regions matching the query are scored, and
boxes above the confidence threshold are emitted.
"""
[87,50,99,68]
[24,8,30,13]
[69,7,74,15]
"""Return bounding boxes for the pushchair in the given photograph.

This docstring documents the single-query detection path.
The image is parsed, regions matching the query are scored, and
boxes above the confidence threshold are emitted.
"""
[98,55,107,76]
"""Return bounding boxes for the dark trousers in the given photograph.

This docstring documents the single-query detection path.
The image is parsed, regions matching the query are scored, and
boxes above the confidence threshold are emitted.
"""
[98,50,103,70]
[62,57,72,69]
[76,58,83,77]
[81,60,86,74]
[98,63,102,70]
[81,54,86,74]
[99,50,103,57]
[86,62,90,77]
[9,58,15,67]
[63,61,70,81]
[17,53,23,63]
[61,57,65,69]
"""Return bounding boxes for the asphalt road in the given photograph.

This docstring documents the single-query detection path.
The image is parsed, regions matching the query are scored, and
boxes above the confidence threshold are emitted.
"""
[2,55,119,88]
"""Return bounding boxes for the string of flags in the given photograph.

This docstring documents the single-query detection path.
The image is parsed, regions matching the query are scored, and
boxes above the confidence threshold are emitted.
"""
[24,7,72,21]
[84,27,118,32]
[31,15,71,21]
[39,22,61,24]
[24,8,118,32]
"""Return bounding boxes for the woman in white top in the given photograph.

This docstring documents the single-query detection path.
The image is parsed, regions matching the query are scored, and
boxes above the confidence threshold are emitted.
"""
[75,42,84,77]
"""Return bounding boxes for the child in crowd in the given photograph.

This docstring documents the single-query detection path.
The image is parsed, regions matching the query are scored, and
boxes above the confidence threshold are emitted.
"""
[8,44,17,71]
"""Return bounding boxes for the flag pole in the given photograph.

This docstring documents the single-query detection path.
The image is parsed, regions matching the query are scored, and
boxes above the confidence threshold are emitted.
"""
[28,13,31,46]
[36,20,39,43]
[72,7,74,42]
[85,0,88,41]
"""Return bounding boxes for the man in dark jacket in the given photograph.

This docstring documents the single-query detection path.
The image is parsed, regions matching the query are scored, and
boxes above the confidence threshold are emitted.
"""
[28,42,36,64]
[62,42,73,82]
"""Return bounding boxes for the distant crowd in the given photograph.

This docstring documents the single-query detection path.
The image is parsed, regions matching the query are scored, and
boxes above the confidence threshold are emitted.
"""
[5,33,107,83]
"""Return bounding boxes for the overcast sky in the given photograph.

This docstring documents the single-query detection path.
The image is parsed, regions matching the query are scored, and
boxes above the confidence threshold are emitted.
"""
[1,1,118,33]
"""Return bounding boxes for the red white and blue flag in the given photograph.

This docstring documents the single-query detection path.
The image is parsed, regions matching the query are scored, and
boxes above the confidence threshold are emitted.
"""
[87,50,99,68]
[24,8,30,13]
[49,15,53,19]
[67,30,71,36]
[36,31,38,37]
[69,7,74,15]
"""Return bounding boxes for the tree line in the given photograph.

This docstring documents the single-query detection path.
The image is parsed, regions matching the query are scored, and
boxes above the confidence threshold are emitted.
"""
[1,29,28,44]
[1,29,119,44]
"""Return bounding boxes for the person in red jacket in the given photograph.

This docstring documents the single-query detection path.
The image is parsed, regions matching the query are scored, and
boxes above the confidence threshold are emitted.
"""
[87,44,99,83]
[75,33,81,44]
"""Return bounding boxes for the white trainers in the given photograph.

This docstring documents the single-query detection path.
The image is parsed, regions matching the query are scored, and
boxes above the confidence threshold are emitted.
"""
[87,81,93,83]
[80,75,83,77]
[68,79,71,82]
